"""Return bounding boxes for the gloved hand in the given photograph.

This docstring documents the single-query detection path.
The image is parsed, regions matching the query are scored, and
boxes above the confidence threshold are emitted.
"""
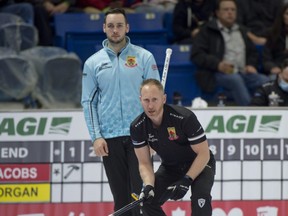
[167,175,193,200]
[139,185,155,204]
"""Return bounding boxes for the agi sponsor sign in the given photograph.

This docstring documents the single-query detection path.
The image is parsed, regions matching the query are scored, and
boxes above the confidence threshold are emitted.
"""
[1,109,287,140]
[0,111,89,141]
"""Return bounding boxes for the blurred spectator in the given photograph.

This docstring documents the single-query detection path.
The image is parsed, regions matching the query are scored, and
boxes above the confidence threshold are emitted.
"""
[262,3,288,78]
[172,0,216,44]
[191,0,269,106]
[132,0,177,13]
[43,0,82,15]
[235,0,265,45]
[236,0,282,45]
[14,0,54,46]
[250,59,288,106]
[0,0,34,23]
[76,0,108,13]
[77,0,142,14]
[24,0,82,46]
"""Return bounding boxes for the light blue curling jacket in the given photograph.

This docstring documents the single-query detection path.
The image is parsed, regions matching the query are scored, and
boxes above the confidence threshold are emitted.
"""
[81,37,160,142]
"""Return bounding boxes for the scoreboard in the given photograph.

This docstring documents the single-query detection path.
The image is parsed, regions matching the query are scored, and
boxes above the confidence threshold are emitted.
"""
[0,108,287,216]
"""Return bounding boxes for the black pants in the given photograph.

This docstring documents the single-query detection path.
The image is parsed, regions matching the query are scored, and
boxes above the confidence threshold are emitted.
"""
[142,161,215,216]
[103,136,143,216]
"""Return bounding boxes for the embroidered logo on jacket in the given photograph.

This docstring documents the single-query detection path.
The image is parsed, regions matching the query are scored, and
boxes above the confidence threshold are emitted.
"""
[167,127,179,140]
[198,198,206,208]
[125,56,137,67]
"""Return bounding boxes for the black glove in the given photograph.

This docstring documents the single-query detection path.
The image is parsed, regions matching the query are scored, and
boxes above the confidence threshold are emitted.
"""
[167,175,193,200]
[139,185,155,204]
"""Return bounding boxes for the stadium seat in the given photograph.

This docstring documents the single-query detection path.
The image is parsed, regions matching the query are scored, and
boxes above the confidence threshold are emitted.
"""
[126,12,168,45]
[66,32,106,64]
[21,46,82,108]
[0,13,24,26]
[0,47,17,56]
[54,13,105,48]
[0,22,38,52]
[0,52,37,108]
[163,12,175,44]
[145,44,201,106]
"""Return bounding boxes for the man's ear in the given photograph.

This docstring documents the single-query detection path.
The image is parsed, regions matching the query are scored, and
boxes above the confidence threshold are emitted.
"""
[163,94,167,104]
[126,24,130,33]
[103,24,106,33]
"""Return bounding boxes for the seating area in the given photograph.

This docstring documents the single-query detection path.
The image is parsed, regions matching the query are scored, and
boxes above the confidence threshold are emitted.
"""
[0,13,82,109]
[54,12,170,63]
[1,11,267,108]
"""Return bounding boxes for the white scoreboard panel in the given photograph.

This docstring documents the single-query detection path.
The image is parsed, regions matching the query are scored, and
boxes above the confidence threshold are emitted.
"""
[209,138,288,200]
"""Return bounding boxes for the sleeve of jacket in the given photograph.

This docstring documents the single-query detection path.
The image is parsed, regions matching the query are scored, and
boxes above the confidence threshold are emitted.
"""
[240,26,258,68]
[250,85,269,106]
[190,23,222,72]
[81,61,102,143]
[262,43,276,75]
[142,51,160,80]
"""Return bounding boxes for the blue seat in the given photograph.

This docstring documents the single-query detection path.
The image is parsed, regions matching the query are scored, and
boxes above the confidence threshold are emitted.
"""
[127,12,168,45]
[66,32,106,64]
[0,53,37,106]
[163,12,175,44]
[145,44,201,106]
[54,13,104,48]
[255,44,264,74]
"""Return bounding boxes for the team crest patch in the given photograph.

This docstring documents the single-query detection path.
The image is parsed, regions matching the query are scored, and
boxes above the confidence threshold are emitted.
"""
[152,64,158,71]
[198,198,206,208]
[167,127,179,140]
[125,56,137,67]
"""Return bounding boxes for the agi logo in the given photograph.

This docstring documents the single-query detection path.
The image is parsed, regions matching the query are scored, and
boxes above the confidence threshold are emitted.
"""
[205,115,282,133]
[49,118,72,135]
[258,116,282,133]
[0,117,72,136]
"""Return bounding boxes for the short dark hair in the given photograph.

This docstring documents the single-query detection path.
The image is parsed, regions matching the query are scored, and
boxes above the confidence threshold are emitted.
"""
[140,79,164,93]
[104,8,128,24]
[216,0,236,10]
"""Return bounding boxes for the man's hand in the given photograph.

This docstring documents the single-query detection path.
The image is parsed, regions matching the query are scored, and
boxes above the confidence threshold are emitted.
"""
[167,175,193,200]
[245,65,257,74]
[218,61,234,74]
[139,185,154,205]
[53,2,70,14]
[93,138,109,156]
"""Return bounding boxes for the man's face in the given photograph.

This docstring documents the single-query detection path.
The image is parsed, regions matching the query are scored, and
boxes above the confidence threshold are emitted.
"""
[216,1,237,28]
[103,13,129,45]
[140,84,166,121]
[281,67,288,82]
